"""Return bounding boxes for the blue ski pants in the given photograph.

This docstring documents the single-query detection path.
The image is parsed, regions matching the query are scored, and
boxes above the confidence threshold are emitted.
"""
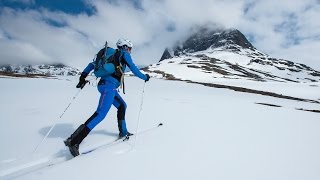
[84,81,128,135]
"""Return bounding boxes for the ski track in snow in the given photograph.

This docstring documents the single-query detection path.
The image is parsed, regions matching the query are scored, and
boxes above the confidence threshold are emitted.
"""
[0,121,163,179]
[0,153,71,179]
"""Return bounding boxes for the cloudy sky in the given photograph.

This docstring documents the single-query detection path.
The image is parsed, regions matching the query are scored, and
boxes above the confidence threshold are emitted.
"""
[0,0,319,70]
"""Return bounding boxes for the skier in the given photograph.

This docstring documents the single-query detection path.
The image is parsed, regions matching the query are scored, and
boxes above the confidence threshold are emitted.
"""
[64,38,150,157]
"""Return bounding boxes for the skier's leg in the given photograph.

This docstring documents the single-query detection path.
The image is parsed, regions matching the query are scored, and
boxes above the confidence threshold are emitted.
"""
[113,91,129,137]
[85,84,116,130]
[65,84,116,156]
[65,124,90,146]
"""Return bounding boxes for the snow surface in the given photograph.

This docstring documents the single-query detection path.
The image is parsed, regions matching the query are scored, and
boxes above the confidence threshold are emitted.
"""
[148,57,320,102]
[0,76,320,180]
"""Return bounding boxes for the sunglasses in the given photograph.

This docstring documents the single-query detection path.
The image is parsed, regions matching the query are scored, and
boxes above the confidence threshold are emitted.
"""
[127,47,132,53]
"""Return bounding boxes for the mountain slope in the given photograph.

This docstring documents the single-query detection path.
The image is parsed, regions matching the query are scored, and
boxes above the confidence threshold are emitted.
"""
[147,28,320,84]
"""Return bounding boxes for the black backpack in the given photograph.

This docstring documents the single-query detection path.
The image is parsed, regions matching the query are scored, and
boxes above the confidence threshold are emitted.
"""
[93,47,125,79]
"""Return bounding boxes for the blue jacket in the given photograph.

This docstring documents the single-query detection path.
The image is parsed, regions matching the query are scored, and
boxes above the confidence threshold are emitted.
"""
[82,49,147,87]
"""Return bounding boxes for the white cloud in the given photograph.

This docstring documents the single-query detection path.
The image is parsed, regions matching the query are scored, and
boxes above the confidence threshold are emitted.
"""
[0,39,51,64]
[0,0,319,70]
[0,8,95,68]
[238,0,320,69]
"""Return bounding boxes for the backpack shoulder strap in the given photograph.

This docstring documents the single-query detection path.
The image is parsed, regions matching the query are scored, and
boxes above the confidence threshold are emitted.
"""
[112,49,123,65]
[116,49,129,66]
[111,49,127,93]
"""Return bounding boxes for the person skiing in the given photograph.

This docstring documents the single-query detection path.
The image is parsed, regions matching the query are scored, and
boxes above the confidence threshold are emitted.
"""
[64,38,150,157]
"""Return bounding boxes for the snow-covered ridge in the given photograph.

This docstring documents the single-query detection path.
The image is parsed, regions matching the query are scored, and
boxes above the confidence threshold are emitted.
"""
[0,64,81,77]
[148,28,320,83]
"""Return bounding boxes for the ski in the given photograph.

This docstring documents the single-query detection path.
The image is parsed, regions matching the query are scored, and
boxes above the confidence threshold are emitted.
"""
[81,123,163,155]
[81,137,123,155]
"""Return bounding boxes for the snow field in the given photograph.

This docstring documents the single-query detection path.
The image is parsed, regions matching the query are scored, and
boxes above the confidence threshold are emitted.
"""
[0,76,320,180]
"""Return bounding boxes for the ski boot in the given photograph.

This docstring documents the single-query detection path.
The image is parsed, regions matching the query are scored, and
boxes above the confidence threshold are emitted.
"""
[119,132,133,141]
[64,138,80,157]
[64,124,90,157]
[118,119,133,140]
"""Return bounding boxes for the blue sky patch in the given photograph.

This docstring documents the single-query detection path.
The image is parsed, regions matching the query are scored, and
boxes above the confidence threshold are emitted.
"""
[244,33,256,44]
[166,23,176,32]
[0,0,95,15]
[274,13,300,47]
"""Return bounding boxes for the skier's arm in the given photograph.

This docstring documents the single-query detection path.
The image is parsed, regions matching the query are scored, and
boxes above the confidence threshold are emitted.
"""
[82,62,94,74]
[123,52,148,81]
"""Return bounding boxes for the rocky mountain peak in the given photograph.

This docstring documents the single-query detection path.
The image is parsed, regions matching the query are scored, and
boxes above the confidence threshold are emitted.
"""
[160,27,255,61]
[148,27,320,84]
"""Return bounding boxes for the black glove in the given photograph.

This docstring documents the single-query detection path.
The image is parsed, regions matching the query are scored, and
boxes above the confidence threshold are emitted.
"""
[76,72,88,89]
[145,74,150,82]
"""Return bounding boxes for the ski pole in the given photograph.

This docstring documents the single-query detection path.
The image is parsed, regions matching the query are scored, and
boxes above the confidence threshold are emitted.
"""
[32,81,88,154]
[133,82,146,148]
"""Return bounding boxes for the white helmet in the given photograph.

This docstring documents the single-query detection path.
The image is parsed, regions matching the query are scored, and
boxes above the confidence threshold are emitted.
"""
[116,38,133,48]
